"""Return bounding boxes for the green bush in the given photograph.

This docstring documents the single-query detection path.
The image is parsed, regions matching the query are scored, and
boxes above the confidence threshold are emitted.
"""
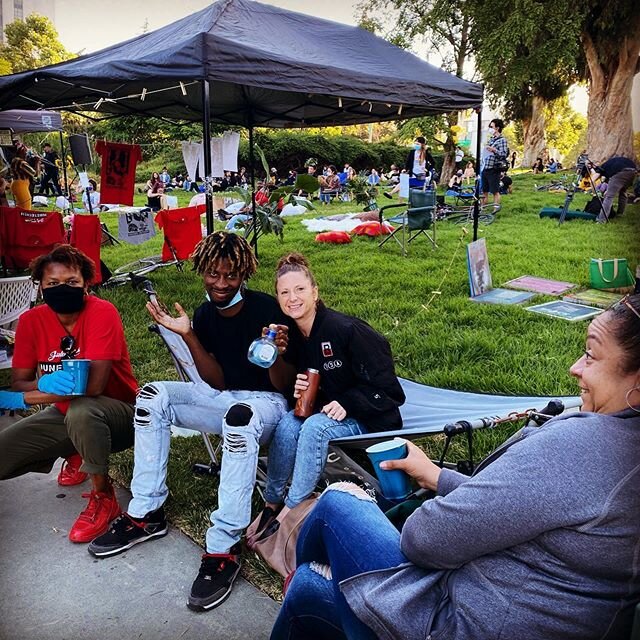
[240,130,408,176]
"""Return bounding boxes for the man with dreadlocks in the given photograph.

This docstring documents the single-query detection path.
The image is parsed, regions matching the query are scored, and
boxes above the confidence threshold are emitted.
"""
[89,232,295,612]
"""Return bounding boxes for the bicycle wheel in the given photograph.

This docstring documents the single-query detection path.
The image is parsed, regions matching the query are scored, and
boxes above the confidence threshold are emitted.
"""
[113,255,164,275]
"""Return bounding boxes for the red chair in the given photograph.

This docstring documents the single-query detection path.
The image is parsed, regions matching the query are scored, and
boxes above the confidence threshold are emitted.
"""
[70,214,103,285]
[155,205,205,262]
[0,206,65,271]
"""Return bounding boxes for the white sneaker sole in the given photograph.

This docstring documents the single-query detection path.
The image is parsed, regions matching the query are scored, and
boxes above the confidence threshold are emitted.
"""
[87,526,168,558]
[187,564,241,612]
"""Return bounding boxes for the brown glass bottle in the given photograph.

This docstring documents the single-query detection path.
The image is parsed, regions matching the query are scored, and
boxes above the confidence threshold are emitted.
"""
[294,368,320,418]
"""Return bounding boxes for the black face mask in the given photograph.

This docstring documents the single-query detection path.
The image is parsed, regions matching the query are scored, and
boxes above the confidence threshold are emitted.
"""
[42,285,85,314]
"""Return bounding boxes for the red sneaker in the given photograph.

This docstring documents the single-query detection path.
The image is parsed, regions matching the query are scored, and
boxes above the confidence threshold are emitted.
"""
[68,488,121,543]
[57,453,88,486]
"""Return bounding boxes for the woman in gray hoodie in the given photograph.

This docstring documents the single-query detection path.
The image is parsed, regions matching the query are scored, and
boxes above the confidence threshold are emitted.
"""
[271,294,640,640]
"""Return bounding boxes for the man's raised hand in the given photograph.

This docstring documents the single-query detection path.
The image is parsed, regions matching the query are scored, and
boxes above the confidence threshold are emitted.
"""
[146,300,192,336]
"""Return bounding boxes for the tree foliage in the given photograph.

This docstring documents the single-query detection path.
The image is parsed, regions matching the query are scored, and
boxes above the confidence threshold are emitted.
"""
[543,95,587,160]
[467,0,581,120]
[0,14,74,74]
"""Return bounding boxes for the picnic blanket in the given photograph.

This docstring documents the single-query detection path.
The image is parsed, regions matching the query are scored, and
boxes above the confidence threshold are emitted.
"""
[302,212,389,233]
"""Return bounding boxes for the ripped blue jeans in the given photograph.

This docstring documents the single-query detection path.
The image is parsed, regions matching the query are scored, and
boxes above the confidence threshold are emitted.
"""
[271,484,406,640]
[128,381,288,553]
[264,410,364,509]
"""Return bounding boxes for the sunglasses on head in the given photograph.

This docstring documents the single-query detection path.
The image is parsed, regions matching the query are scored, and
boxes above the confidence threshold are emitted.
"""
[60,335,78,360]
[612,294,640,321]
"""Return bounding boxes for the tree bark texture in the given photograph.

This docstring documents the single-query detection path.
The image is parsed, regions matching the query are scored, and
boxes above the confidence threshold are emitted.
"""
[522,95,547,168]
[583,31,640,163]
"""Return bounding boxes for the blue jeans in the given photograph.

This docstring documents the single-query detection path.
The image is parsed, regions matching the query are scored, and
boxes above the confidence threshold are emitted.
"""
[264,411,363,508]
[271,486,407,640]
[128,381,288,552]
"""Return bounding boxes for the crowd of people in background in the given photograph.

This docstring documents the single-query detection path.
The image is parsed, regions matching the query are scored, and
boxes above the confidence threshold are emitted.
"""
[4,136,640,219]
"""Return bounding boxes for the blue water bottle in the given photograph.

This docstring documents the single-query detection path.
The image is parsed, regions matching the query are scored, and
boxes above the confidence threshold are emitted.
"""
[247,328,279,368]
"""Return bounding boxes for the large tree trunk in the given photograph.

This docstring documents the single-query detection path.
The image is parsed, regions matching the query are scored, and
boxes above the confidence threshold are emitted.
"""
[583,31,640,163]
[521,95,547,168]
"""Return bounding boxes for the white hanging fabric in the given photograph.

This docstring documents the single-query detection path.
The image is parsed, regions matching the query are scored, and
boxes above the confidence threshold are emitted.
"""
[210,138,224,177]
[181,141,201,181]
[222,131,240,172]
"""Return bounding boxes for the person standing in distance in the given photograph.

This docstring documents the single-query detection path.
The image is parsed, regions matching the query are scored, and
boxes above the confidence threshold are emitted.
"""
[481,119,508,208]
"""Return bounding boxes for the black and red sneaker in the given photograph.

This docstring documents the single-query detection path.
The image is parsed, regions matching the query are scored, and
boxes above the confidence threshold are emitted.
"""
[187,544,242,611]
[87,507,168,557]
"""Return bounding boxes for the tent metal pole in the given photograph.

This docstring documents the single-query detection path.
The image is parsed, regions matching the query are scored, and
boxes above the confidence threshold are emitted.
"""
[248,122,258,255]
[472,106,482,242]
[58,130,70,211]
[202,79,214,235]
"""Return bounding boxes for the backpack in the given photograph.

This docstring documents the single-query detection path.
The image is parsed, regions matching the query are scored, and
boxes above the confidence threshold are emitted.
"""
[497,139,510,171]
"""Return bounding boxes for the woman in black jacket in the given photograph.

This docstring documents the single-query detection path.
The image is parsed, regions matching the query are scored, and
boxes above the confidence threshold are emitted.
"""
[405,136,435,187]
[248,253,405,544]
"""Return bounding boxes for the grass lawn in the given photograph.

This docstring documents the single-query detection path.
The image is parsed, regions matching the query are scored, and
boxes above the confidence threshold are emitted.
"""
[4,170,638,599]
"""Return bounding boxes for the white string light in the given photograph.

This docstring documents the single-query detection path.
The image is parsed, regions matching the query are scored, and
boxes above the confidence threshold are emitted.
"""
[140,88,147,101]
[180,82,187,96]
[338,97,342,108]
[397,104,403,115]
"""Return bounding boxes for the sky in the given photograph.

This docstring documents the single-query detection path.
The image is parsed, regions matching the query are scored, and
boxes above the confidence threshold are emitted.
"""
[53,0,620,121]
[55,0,362,55]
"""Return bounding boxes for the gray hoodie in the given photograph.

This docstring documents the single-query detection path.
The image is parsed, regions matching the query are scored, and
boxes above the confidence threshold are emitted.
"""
[341,410,640,640]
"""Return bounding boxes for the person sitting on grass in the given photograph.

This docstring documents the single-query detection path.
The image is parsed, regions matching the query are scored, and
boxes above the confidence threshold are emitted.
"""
[183,174,200,192]
[463,160,475,185]
[0,245,137,544]
[88,232,296,613]
[318,165,341,204]
[447,169,464,193]
[247,253,405,548]
[270,293,640,640]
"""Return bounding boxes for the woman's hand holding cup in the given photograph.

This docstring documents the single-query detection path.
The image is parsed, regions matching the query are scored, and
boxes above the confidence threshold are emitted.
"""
[293,372,309,399]
[380,440,442,491]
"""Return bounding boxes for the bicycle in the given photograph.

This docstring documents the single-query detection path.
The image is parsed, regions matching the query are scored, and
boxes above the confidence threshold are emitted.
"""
[103,239,184,288]
[437,200,500,225]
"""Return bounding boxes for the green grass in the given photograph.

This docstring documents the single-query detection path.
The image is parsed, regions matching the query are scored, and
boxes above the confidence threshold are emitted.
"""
[5,171,639,598]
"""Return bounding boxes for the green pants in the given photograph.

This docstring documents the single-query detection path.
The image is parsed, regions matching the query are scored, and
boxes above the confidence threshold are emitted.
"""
[0,396,134,479]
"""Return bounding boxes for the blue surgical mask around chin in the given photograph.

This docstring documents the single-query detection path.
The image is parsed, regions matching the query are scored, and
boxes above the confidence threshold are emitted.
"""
[207,286,244,310]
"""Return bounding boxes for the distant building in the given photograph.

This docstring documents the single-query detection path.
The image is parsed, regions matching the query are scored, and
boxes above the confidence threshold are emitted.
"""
[0,0,55,42]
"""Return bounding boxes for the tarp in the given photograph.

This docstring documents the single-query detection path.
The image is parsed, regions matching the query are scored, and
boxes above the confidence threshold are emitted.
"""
[0,109,63,133]
[0,0,482,127]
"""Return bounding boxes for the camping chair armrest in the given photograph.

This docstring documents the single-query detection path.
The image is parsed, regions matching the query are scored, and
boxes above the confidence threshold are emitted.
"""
[406,206,434,215]
[378,202,406,223]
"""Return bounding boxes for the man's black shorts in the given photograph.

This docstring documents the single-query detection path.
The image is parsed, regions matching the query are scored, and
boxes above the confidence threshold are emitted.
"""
[481,168,501,195]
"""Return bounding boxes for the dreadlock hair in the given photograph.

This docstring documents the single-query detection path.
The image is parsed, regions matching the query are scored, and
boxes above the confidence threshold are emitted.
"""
[191,231,258,280]
[30,244,96,285]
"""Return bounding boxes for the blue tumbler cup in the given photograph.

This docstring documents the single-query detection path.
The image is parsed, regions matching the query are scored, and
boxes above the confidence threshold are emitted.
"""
[61,359,91,395]
[366,438,412,500]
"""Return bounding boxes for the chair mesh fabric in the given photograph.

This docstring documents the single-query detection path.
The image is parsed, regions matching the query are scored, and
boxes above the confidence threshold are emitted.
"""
[0,276,36,327]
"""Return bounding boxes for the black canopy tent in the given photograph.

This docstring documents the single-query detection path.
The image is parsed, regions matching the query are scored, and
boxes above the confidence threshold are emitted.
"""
[0,0,484,235]
[0,109,63,133]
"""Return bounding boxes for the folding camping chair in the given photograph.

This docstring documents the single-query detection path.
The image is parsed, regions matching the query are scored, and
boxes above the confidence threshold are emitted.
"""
[147,315,268,496]
[0,275,37,369]
[104,205,205,287]
[0,206,65,273]
[378,188,437,255]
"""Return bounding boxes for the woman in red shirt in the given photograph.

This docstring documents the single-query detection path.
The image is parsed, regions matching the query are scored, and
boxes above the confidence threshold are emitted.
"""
[0,245,138,543]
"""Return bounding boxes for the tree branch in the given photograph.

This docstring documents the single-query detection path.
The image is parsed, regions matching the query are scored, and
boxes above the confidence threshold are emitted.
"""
[581,30,606,91]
